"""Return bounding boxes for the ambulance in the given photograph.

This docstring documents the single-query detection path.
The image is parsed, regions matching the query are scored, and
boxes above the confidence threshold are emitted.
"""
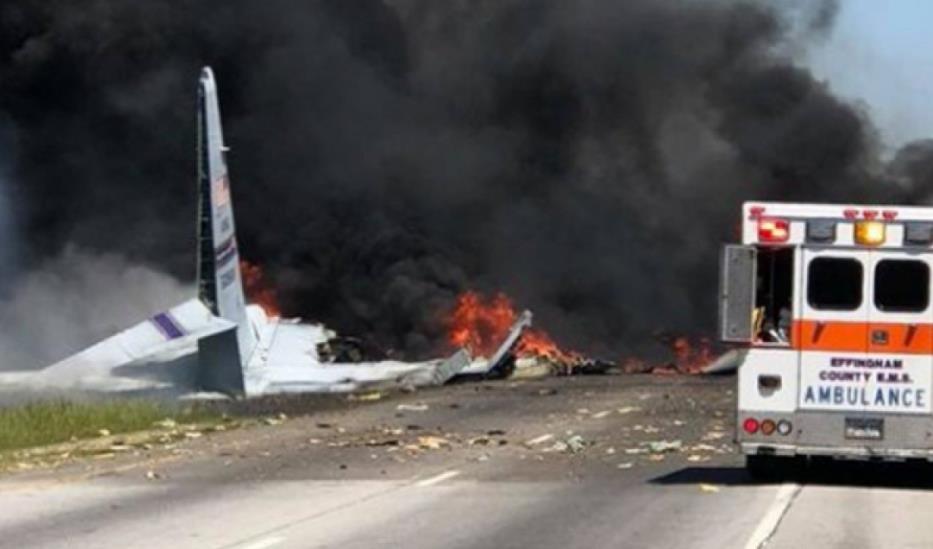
[721,201,933,475]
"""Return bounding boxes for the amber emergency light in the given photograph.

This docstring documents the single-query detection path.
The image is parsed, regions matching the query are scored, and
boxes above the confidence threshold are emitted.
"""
[855,220,886,246]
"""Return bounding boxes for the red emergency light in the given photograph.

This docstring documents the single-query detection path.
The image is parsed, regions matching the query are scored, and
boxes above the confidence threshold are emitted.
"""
[758,218,789,243]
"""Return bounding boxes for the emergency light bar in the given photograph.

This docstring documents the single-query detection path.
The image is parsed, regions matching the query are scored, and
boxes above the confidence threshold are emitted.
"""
[742,203,933,247]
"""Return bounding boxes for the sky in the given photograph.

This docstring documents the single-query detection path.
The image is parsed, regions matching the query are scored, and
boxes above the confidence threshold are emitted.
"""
[807,0,933,154]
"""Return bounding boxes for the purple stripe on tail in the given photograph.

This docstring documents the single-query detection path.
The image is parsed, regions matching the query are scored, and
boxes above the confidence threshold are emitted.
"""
[151,312,185,340]
[215,236,238,268]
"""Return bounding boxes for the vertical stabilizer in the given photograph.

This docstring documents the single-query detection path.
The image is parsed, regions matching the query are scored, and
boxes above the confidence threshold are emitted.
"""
[196,67,256,361]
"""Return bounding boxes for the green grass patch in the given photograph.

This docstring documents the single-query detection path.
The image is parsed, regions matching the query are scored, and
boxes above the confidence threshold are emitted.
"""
[0,400,218,453]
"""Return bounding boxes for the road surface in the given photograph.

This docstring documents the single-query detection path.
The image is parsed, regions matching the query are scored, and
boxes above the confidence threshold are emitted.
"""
[0,375,931,548]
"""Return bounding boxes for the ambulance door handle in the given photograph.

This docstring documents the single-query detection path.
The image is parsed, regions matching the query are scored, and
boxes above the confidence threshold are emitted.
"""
[812,321,826,343]
[871,329,889,346]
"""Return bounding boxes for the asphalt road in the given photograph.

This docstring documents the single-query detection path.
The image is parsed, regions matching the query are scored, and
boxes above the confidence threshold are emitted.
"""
[1,375,932,548]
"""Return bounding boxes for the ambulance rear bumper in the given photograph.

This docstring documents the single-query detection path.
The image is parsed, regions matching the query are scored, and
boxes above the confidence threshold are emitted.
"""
[737,410,933,461]
[740,442,933,461]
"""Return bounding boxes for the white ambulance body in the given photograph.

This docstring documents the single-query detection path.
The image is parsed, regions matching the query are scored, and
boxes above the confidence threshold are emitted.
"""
[722,201,933,473]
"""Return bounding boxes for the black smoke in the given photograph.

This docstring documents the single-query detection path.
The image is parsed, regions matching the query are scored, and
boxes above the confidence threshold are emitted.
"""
[0,0,928,362]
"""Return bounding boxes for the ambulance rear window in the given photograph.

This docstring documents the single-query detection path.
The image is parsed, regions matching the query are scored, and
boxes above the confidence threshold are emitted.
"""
[875,260,929,312]
[807,257,862,310]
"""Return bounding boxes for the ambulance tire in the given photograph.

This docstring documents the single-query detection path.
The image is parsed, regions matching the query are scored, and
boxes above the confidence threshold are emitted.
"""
[745,455,798,481]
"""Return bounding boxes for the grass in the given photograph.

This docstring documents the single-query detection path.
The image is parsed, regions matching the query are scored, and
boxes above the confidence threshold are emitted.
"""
[0,399,219,453]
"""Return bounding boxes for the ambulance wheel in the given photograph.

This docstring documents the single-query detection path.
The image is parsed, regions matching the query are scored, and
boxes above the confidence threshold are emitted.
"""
[746,455,797,481]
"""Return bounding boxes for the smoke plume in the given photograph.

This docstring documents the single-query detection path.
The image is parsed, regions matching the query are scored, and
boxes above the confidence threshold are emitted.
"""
[0,246,190,370]
[0,0,930,362]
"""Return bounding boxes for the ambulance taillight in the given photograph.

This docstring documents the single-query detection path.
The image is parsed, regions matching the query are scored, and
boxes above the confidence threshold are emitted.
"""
[758,218,789,243]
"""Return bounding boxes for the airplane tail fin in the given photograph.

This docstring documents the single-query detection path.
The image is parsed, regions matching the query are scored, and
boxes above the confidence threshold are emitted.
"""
[196,67,256,362]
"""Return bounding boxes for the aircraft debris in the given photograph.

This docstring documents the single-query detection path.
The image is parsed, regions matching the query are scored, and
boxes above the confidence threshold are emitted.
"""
[700,349,744,375]
[689,444,719,452]
[349,391,383,402]
[0,64,720,411]
[702,431,727,442]
[524,434,555,447]
[396,403,429,412]
[416,436,451,450]
[316,336,369,363]
[0,67,481,401]
[547,435,587,454]
[646,440,683,453]
[262,414,288,426]
[449,296,618,380]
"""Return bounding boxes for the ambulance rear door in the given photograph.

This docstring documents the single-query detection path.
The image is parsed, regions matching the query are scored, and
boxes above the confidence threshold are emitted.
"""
[798,248,870,411]
[865,250,932,414]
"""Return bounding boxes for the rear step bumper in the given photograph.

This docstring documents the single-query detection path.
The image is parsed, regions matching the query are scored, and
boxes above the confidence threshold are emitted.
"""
[741,442,933,461]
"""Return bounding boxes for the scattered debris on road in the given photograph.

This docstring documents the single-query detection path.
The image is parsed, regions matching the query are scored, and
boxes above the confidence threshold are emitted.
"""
[349,392,384,402]
[416,436,451,451]
[647,440,683,454]
[545,435,588,454]
[396,403,429,412]
[525,434,555,447]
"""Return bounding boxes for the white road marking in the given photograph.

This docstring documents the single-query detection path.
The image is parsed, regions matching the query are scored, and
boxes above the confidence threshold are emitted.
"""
[743,483,802,549]
[416,470,461,487]
[238,535,286,549]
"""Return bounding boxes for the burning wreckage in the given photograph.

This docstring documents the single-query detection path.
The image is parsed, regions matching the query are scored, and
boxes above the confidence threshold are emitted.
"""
[0,68,616,400]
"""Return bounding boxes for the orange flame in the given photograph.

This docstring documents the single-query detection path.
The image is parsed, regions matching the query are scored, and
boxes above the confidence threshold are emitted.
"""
[448,292,516,356]
[447,291,581,363]
[240,260,281,317]
[670,335,713,373]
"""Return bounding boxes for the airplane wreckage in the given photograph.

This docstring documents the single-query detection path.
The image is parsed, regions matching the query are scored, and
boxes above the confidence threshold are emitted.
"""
[0,68,616,400]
